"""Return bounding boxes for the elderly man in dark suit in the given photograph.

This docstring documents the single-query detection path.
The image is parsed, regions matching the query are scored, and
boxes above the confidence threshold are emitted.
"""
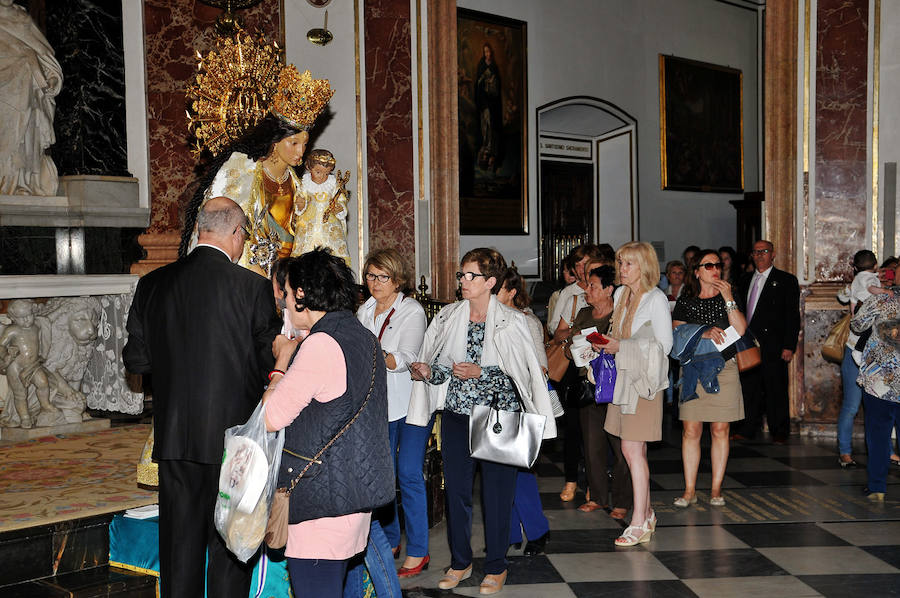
[733,239,801,444]
[124,196,281,598]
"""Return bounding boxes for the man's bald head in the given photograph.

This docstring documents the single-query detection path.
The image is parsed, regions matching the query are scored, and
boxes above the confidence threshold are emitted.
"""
[197,197,248,262]
[198,197,246,235]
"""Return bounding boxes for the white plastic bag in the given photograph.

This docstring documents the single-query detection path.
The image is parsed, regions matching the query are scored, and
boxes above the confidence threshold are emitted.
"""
[215,401,284,562]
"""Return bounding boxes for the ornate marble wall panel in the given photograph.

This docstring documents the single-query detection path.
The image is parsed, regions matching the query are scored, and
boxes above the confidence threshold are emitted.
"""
[800,288,847,425]
[814,0,869,281]
[364,0,416,259]
[143,0,281,235]
[45,1,128,177]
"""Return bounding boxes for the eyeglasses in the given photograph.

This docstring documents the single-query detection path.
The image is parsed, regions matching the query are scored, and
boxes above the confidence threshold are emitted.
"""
[751,248,771,255]
[456,271,487,281]
[234,224,251,239]
[698,262,724,270]
[364,272,392,283]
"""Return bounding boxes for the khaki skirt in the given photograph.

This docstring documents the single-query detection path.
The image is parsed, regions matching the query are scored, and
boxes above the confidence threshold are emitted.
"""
[678,359,744,423]
[604,390,663,442]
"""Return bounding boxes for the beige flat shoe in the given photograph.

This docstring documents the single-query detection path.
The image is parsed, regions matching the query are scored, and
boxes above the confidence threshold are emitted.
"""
[673,494,698,508]
[479,570,508,595]
[710,495,726,506]
[560,482,577,502]
[438,565,472,590]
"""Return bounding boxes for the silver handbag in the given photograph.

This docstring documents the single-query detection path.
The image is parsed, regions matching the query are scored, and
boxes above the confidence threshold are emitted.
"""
[468,399,546,469]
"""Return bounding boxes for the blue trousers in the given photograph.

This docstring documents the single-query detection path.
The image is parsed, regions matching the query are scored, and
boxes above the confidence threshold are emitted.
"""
[343,519,401,598]
[442,410,517,575]
[508,471,550,545]
[863,392,900,493]
[838,347,863,455]
[288,557,348,598]
[381,415,435,557]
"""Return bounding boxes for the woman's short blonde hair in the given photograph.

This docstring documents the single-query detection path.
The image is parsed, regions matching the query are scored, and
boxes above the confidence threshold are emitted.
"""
[363,248,411,292]
[615,241,660,293]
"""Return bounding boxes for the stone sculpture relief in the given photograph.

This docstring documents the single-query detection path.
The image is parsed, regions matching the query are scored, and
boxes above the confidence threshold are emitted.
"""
[0,297,100,428]
[0,0,63,196]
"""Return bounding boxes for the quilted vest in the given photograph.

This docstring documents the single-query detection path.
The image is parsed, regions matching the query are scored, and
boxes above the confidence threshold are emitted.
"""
[278,310,394,523]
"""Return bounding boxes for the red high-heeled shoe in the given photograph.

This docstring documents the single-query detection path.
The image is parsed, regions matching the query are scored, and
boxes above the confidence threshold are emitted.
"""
[397,555,430,578]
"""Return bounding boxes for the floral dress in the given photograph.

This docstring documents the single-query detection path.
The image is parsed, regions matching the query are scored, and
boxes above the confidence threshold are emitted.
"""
[428,321,519,415]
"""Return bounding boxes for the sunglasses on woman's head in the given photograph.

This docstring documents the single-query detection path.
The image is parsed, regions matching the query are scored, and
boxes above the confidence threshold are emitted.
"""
[698,262,723,270]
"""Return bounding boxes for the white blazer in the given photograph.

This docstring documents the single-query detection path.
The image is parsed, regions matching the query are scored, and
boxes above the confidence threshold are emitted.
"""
[406,295,557,440]
[356,294,427,421]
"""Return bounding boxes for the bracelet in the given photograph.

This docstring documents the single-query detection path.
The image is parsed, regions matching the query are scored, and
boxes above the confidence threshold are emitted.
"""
[268,369,285,381]
[724,300,738,313]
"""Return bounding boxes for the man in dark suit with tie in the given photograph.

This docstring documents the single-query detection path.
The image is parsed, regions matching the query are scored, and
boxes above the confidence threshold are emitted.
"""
[124,196,281,598]
[734,239,801,443]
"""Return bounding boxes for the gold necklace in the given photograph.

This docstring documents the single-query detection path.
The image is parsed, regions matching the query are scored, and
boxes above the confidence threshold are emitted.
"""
[262,162,291,194]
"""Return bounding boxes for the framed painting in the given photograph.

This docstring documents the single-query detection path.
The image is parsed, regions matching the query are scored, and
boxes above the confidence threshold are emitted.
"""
[457,8,528,234]
[659,55,743,193]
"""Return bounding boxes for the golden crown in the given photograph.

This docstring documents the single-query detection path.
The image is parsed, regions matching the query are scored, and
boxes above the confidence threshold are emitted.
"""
[186,30,283,156]
[270,66,334,131]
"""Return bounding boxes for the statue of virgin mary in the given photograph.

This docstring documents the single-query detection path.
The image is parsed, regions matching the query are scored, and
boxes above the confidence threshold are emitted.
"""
[0,0,63,196]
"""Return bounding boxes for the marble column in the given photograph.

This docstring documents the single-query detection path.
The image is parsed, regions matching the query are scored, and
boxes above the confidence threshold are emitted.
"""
[363,0,416,270]
[45,0,128,177]
[427,0,460,302]
[814,0,869,281]
[764,0,799,275]
[801,0,870,430]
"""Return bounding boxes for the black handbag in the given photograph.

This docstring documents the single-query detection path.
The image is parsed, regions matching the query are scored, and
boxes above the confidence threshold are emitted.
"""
[566,377,596,409]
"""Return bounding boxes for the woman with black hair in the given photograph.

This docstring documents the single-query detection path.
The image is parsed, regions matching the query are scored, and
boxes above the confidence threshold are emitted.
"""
[262,248,394,598]
[671,249,746,509]
[718,246,739,286]
[180,66,336,276]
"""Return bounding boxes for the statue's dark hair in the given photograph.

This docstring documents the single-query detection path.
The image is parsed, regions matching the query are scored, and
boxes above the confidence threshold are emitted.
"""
[178,115,303,258]
[286,247,357,313]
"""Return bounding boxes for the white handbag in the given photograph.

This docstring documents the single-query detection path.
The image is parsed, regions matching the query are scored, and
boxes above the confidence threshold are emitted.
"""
[468,395,546,469]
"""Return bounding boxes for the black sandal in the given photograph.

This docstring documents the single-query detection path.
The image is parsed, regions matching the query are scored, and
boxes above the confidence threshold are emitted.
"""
[838,456,857,469]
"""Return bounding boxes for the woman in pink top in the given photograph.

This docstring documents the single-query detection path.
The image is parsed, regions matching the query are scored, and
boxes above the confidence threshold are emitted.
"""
[263,249,394,598]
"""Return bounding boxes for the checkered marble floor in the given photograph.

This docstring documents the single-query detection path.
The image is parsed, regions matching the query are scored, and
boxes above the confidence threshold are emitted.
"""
[399,419,900,597]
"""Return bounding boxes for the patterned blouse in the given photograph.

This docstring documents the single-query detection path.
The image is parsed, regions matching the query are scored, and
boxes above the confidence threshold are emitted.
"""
[428,321,519,415]
[852,290,900,403]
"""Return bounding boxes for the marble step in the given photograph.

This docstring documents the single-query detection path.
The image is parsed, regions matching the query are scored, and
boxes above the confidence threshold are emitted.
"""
[2,565,156,597]
[0,514,112,587]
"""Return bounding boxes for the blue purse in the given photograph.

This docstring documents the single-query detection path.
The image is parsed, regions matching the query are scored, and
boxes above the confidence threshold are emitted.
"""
[590,350,616,404]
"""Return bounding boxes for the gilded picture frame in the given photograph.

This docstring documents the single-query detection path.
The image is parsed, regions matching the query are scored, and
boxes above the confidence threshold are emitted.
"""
[659,55,743,193]
[457,8,528,234]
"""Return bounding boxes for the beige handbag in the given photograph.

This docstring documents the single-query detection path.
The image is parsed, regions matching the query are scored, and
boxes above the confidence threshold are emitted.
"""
[546,297,579,383]
[821,313,851,364]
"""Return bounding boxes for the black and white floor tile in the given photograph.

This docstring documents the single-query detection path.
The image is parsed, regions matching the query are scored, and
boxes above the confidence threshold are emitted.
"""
[400,420,900,597]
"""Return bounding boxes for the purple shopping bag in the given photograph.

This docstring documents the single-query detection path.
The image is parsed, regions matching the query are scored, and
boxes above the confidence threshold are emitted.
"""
[590,350,616,404]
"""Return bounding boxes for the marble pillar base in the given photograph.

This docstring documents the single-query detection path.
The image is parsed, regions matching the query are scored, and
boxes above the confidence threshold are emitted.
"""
[1,418,110,442]
[130,232,181,276]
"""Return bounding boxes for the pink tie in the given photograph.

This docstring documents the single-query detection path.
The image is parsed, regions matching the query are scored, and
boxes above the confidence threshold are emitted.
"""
[747,274,762,321]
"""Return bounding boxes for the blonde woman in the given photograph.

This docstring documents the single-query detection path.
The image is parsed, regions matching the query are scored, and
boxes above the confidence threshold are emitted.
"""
[599,242,672,546]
